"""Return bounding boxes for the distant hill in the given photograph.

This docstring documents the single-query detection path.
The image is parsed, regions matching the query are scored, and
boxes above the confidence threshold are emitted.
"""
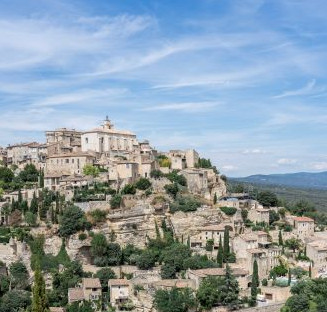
[233,171,327,190]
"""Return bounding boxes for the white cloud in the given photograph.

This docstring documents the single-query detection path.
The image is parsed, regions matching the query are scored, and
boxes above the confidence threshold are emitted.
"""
[242,148,266,154]
[273,79,319,98]
[311,162,327,171]
[277,158,298,165]
[221,165,238,172]
[140,102,219,113]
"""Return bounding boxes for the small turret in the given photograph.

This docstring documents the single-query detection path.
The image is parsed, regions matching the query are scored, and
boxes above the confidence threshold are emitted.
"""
[103,116,114,130]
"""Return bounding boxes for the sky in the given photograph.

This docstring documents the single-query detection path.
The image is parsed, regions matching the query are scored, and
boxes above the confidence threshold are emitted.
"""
[0,0,327,177]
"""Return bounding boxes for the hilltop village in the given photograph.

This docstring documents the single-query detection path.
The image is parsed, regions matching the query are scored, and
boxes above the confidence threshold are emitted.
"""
[0,118,325,312]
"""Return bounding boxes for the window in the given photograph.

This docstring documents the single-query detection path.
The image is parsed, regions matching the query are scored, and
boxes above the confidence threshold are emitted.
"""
[85,138,89,144]
[65,159,69,164]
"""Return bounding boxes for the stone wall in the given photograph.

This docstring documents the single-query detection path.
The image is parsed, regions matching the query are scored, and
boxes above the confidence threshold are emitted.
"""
[237,303,285,312]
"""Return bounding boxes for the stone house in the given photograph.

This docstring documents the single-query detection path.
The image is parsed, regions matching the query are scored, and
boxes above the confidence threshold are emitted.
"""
[291,216,314,240]
[6,142,46,167]
[186,267,248,291]
[306,240,327,271]
[181,168,208,194]
[68,278,102,306]
[168,149,199,170]
[248,208,270,224]
[190,224,233,249]
[46,152,96,176]
[108,279,130,308]
[46,128,82,156]
[108,161,140,184]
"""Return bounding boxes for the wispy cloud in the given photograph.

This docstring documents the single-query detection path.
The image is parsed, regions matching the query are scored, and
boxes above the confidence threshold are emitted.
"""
[273,79,319,98]
[139,102,219,113]
[277,158,298,165]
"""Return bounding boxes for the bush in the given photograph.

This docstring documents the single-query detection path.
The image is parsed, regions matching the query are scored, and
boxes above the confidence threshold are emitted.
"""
[121,184,136,195]
[166,170,187,186]
[110,194,122,208]
[89,209,107,223]
[135,178,152,190]
[262,278,268,286]
[164,183,179,199]
[78,233,87,240]
[220,206,237,216]
[170,196,201,213]
[150,170,164,179]
[136,250,156,270]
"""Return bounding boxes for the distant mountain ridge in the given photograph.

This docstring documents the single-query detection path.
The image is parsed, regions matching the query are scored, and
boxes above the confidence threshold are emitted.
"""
[233,171,327,190]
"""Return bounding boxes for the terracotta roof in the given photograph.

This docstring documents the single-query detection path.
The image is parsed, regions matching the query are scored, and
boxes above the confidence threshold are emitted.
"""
[108,279,130,286]
[294,216,314,222]
[68,288,84,301]
[190,267,248,277]
[83,278,101,289]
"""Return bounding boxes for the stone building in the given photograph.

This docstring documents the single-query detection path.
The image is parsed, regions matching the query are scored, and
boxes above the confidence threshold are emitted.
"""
[6,142,46,167]
[248,207,270,224]
[306,240,327,271]
[81,118,138,157]
[108,279,130,308]
[153,279,196,290]
[168,149,199,170]
[291,216,314,240]
[46,128,82,156]
[186,267,248,290]
[181,168,208,194]
[68,278,102,306]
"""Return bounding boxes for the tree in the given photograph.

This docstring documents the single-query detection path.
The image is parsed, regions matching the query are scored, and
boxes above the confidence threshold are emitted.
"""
[269,210,280,225]
[31,265,49,312]
[19,164,39,182]
[205,239,214,252]
[197,276,223,309]
[95,268,116,292]
[154,287,196,312]
[284,294,310,312]
[164,183,179,199]
[223,226,230,263]
[0,166,14,183]
[59,205,90,237]
[217,236,223,268]
[66,300,95,312]
[309,264,312,278]
[288,269,291,286]
[25,211,37,226]
[221,265,240,309]
[285,238,302,253]
[110,194,122,208]
[82,164,99,177]
[136,250,156,270]
[9,261,29,290]
[30,191,38,214]
[0,290,31,312]
[91,234,108,261]
[161,263,177,279]
[257,190,278,207]
[250,260,259,306]
[135,178,152,190]
[121,183,136,195]
[39,168,44,188]
[278,230,283,246]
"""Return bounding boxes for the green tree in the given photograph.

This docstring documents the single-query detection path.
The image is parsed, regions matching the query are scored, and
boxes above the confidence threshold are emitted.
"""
[31,265,49,312]
[213,192,217,204]
[0,290,31,312]
[205,239,214,252]
[154,287,196,312]
[223,226,230,263]
[19,164,39,182]
[250,260,259,306]
[39,168,44,188]
[135,178,152,190]
[197,276,223,309]
[217,235,223,268]
[284,294,310,312]
[25,211,37,226]
[164,183,179,199]
[109,194,122,208]
[82,164,99,177]
[288,269,291,286]
[59,205,90,237]
[30,191,38,214]
[121,183,136,195]
[0,166,14,183]
[9,261,29,290]
[257,190,278,207]
[95,268,116,292]
[161,263,177,279]
[221,265,240,309]
[285,238,302,253]
[136,250,156,270]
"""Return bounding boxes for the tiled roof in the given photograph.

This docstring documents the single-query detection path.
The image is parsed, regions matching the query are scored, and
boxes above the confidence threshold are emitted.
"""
[83,278,101,289]
[108,279,130,286]
[68,288,84,302]
[294,216,314,222]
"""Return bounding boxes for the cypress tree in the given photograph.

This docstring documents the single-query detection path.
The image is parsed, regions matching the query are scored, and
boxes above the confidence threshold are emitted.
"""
[155,220,161,239]
[32,265,49,312]
[217,235,223,268]
[30,192,38,214]
[250,259,259,306]
[278,230,283,246]
[18,189,23,204]
[309,264,312,278]
[288,269,291,286]
[223,226,230,263]
[39,169,44,188]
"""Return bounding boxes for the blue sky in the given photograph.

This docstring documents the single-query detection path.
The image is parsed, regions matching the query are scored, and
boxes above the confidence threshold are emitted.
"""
[0,0,327,176]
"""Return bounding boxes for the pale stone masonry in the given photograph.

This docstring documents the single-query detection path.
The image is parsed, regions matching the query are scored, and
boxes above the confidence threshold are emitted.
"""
[108,279,130,308]
[68,278,102,304]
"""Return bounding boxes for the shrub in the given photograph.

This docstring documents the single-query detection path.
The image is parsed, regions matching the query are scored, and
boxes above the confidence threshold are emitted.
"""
[78,233,87,240]
[220,207,237,216]
[121,184,136,195]
[164,183,179,199]
[135,178,152,190]
[110,195,122,208]
[150,170,164,179]
[89,209,107,223]
[170,196,201,213]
